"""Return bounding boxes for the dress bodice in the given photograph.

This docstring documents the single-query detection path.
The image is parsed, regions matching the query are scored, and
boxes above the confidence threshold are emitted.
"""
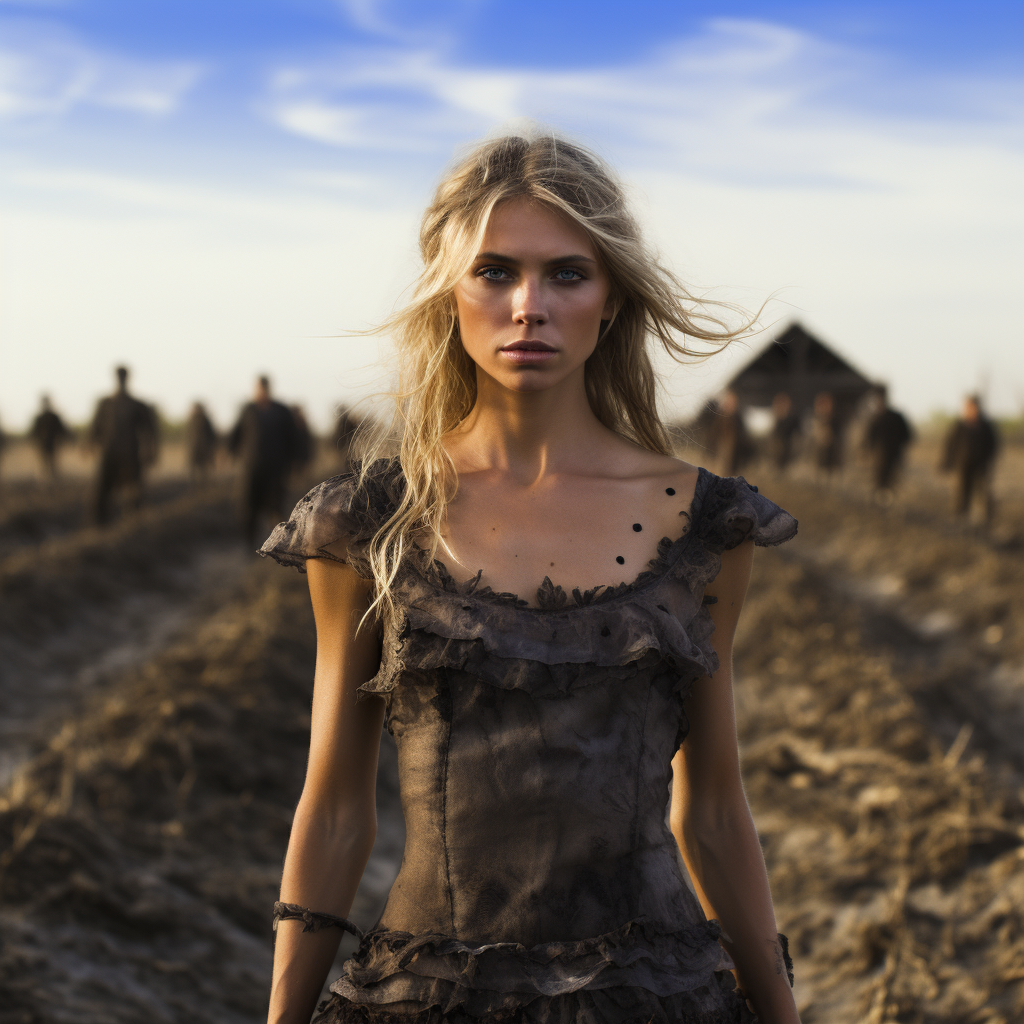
[261,461,797,1024]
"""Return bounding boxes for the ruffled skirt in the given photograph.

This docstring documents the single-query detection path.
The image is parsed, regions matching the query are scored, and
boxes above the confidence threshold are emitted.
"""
[313,919,758,1024]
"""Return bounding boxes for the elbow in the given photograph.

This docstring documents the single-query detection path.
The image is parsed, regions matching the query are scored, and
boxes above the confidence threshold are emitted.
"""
[293,791,378,860]
[677,789,752,852]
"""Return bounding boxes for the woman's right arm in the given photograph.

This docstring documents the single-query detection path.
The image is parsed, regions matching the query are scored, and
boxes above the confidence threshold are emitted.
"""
[268,557,385,1024]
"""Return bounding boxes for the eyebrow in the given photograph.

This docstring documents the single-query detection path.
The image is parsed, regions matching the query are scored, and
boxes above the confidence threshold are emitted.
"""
[475,251,597,266]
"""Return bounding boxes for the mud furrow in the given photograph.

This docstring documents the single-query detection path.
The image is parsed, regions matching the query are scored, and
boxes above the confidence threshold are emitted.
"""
[0,486,251,790]
[0,503,400,1024]
[737,538,1024,1022]
[0,565,321,1023]
[0,479,199,563]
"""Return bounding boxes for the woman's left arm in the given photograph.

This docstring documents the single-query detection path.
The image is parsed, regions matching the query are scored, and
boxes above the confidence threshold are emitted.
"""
[670,539,801,1024]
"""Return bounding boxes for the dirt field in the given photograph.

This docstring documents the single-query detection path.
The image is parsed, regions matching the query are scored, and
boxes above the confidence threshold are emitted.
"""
[734,473,1024,1024]
[0,438,1021,1023]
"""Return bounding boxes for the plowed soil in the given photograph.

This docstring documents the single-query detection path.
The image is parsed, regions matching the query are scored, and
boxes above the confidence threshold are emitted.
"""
[0,445,1021,1023]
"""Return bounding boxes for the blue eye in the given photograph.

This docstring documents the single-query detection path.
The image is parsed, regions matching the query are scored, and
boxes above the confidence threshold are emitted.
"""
[554,267,584,281]
[479,266,510,281]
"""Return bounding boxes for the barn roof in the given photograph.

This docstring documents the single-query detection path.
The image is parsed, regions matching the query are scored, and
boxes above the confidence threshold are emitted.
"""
[726,322,876,412]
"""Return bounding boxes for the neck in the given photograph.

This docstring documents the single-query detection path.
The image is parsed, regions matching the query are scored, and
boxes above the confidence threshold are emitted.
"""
[451,366,609,484]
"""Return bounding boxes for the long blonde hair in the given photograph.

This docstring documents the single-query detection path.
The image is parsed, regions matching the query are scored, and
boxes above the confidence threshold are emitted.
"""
[355,128,756,624]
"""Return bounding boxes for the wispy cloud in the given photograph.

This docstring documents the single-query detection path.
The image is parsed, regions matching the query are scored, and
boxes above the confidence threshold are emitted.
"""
[0,22,203,119]
[333,0,479,46]
[256,15,1024,418]
[4,163,385,227]
[262,17,1024,193]
[2,9,1021,422]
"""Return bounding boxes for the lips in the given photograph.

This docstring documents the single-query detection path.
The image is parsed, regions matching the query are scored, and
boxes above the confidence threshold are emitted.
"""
[499,340,558,366]
[500,341,556,352]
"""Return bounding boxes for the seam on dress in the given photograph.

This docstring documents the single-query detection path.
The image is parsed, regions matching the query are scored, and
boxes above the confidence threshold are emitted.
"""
[439,670,457,937]
[632,679,655,854]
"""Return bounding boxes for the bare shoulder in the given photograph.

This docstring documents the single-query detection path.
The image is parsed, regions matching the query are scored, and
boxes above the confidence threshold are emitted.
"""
[306,557,375,629]
[705,540,754,600]
[600,434,701,490]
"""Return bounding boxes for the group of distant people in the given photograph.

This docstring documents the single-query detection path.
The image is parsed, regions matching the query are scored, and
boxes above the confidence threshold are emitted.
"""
[5,367,354,545]
[698,387,1001,525]
[4,368,1002,534]
[119,370,320,542]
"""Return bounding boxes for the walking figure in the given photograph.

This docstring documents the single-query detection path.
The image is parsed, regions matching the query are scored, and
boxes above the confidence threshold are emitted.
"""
[863,386,913,500]
[260,131,802,1024]
[767,392,801,472]
[30,395,74,481]
[88,366,159,524]
[710,390,755,476]
[810,391,843,480]
[941,394,999,526]
[185,402,218,484]
[228,376,299,548]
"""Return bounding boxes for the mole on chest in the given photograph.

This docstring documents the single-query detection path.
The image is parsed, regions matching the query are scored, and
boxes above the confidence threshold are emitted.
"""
[442,483,693,598]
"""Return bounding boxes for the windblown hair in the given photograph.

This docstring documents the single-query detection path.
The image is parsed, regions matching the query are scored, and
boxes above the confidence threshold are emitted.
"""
[355,128,756,624]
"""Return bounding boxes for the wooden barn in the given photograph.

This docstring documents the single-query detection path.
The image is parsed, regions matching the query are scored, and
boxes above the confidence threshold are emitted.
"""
[726,323,876,420]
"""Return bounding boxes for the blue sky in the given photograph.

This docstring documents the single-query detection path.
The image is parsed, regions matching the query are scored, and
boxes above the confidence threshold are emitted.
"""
[1,0,1022,429]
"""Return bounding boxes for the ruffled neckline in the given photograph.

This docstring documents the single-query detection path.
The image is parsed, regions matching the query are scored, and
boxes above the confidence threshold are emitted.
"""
[409,467,712,614]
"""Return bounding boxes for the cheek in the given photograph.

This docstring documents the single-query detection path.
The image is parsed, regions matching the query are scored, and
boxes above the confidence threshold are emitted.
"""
[561,284,611,329]
[454,284,503,330]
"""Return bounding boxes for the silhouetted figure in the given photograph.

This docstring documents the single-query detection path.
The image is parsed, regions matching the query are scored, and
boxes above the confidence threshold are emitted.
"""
[942,395,1000,525]
[30,395,73,480]
[811,391,843,478]
[229,376,299,548]
[710,390,754,476]
[767,392,801,472]
[290,405,314,478]
[185,402,218,484]
[333,405,363,471]
[863,387,914,496]
[89,366,159,524]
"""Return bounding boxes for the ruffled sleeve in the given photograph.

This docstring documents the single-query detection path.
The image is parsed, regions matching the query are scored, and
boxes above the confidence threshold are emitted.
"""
[696,474,798,551]
[259,459,401,577]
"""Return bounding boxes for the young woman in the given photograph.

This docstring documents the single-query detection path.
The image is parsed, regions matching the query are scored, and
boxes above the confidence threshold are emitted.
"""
[262,132,800,1024]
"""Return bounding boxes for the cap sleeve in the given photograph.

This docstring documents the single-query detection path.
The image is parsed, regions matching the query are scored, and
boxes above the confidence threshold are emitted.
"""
[697,474,798,551]
[259,460,401,576]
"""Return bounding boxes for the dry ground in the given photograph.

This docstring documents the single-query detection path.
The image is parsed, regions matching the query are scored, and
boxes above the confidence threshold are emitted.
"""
[0,442,1021,1023]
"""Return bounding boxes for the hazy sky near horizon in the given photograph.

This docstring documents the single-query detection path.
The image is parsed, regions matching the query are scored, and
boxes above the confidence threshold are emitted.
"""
[1,0,1022,430]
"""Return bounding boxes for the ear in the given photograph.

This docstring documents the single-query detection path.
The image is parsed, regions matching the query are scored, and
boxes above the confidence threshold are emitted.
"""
[601,291,618,321]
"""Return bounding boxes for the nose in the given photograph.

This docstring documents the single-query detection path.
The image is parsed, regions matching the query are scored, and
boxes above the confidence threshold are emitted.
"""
[512,278,547,327]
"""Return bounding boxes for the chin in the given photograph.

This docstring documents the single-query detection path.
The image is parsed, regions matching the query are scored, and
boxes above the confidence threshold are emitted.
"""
[494,371,562,393]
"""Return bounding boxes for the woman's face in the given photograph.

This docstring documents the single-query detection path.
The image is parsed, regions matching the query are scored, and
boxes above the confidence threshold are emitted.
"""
[453,197,615,393]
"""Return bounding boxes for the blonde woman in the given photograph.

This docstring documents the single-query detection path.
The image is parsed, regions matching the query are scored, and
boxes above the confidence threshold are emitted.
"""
[262,132,800,1024]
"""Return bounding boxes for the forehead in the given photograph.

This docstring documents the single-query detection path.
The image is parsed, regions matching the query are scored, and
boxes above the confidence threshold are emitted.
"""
[479,197,597,258]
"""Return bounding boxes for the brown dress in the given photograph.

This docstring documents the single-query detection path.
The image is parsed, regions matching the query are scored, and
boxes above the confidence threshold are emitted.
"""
[262,461,798,1024]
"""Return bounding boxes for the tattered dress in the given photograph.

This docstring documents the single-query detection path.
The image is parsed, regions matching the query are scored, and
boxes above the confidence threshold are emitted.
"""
[262,461,798,1024]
